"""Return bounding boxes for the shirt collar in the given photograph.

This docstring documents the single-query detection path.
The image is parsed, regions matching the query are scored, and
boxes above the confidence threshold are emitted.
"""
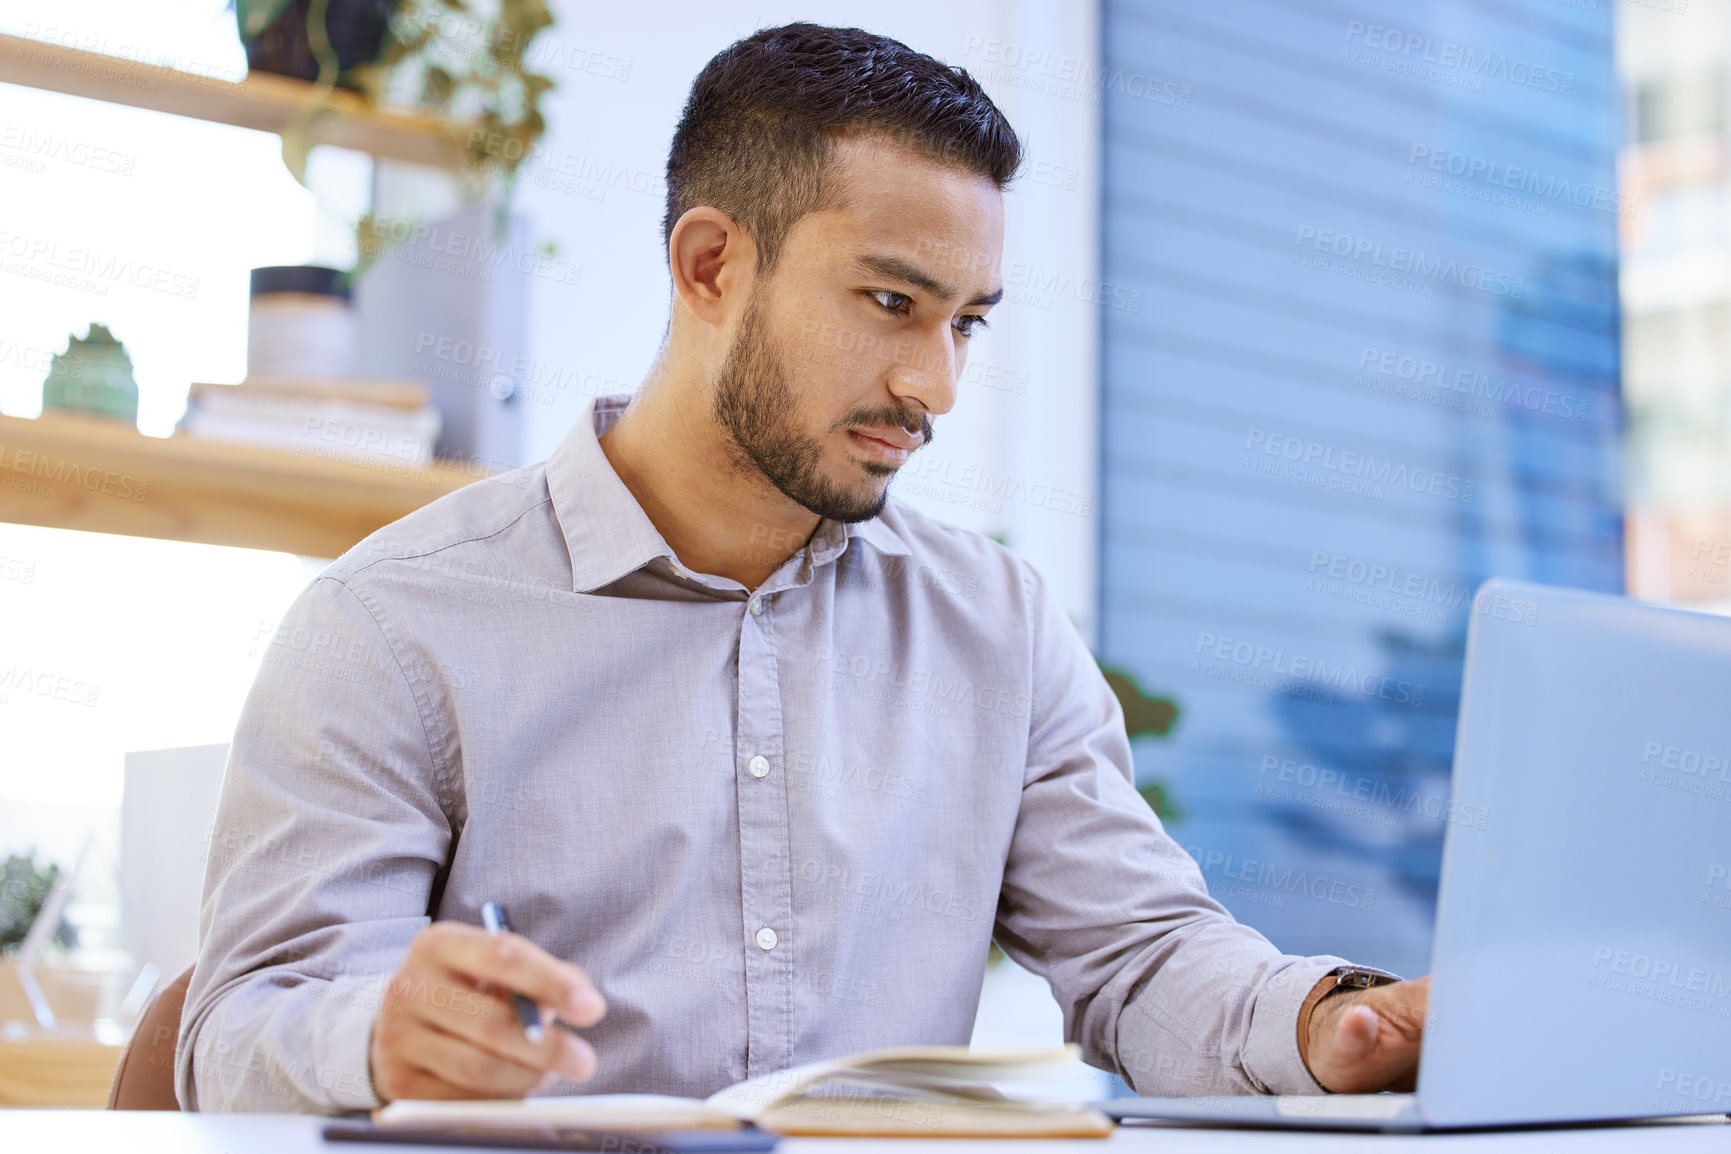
[843,510,911,558]
[547,395,679,592]
[546,394,912,593]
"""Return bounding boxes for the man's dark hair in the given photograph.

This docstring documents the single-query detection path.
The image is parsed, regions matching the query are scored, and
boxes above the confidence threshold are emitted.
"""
[662,22,1021,276]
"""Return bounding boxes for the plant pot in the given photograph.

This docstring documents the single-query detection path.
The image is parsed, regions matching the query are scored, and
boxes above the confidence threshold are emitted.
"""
[239,0,399,88]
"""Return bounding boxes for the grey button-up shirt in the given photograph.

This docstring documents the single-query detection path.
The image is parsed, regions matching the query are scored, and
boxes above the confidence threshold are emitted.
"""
[176,394,1349,1113]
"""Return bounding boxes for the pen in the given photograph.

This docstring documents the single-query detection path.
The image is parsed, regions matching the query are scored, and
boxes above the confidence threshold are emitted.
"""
[480,900,545,1043]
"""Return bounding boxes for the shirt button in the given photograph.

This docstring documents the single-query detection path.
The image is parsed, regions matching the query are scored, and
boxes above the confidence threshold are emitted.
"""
[749,598,765,616]
[747,755,770,778]
[755,926,778,951]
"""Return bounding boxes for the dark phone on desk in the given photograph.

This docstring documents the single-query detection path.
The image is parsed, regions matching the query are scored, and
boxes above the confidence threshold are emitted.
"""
[321,1119,779,1152]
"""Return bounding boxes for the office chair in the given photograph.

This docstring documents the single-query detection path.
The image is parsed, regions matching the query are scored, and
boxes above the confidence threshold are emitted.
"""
[105,963,194,1110]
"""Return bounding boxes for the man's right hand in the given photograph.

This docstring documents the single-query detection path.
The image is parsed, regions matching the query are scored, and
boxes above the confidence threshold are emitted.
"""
[367,921,607,1102]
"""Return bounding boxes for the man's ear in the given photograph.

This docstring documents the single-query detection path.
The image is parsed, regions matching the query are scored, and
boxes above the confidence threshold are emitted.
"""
[668,206,756,330]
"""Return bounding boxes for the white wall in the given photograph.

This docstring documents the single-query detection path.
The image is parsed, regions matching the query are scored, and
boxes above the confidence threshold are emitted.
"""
[513,0,1102,637]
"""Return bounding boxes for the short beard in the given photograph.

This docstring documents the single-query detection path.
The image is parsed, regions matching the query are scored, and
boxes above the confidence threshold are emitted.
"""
[710,292,932,524]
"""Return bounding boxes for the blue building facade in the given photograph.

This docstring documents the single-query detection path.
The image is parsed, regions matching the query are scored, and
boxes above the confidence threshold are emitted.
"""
[1099,0,1624,976]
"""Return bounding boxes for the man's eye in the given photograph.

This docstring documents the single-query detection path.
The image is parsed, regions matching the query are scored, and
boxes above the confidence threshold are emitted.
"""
[953,314,990,338]
[870,290,912,313]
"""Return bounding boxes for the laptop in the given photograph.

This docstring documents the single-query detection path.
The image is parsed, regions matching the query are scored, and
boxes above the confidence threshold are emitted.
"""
[1102,579,1731,1131]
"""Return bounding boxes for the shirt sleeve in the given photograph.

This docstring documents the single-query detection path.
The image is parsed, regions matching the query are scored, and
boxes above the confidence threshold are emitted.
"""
[992,564,1350,1096]
[175,575,452,1112]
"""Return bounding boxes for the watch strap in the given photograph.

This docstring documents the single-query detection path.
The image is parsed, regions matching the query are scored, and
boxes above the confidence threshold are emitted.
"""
[1296,965,1403,1081]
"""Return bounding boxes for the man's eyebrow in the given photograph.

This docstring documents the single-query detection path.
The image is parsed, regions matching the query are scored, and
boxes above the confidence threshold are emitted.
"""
[854,253,1002,308]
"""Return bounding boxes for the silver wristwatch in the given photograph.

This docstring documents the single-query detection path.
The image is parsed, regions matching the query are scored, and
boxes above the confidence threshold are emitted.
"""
[1320,965,1402,995]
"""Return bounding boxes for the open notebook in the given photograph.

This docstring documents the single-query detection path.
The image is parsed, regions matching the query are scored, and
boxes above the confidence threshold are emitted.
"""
[370,1045,1115,1138]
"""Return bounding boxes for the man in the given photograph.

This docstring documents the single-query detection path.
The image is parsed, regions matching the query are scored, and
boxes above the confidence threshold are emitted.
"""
[176,22,1427,1112]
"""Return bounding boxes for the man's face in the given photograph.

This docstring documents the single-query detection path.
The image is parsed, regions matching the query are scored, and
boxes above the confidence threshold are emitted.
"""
[710,132,1005,523]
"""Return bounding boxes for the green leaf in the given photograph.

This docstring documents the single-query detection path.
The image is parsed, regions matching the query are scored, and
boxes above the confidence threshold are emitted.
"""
[279,100,338,187]
[1137,782,1183,822]
[424,65,455,106]
[236,0,296,40]
[0,853,61,953]
[281,126,313,185]
[1100,665,1179,739]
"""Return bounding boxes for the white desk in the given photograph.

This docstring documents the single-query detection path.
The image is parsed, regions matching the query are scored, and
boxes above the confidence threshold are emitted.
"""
[3,1111,1726,1151]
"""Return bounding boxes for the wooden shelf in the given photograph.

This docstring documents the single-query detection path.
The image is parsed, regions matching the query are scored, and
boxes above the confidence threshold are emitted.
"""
[0,1036,122,1107]
[0,411,493,558]
[0,31,467,170]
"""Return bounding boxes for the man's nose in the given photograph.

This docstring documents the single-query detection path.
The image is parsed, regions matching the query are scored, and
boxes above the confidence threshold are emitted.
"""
[886,325,958,416]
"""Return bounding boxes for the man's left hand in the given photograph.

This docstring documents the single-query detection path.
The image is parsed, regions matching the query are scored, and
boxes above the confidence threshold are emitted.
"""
[1304,975,1429,1093]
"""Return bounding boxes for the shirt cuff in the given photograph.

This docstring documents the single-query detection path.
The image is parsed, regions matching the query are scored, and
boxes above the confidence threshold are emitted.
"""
[185,976,388,1113]
[1241,955,1353,1095]
[306,982,387,1112]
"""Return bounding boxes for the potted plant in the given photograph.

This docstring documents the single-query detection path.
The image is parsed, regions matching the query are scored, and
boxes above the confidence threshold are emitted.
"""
[234,0,399,90]
[233,0,555,189]
[0,851,76,954]
[351,0,556,187]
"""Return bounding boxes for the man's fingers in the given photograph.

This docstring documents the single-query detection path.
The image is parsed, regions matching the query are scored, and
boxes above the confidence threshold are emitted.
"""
[371,1008,540,1103]
[421,922,606,1026]
[370,922,606,1105]
[413,964,597,1083]
[1361,977,1428,1043]
[398,1019,548,1098]
[376,1061,468,1103]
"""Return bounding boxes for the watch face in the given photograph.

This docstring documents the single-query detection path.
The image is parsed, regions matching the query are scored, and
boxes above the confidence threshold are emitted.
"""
[1335,967,1399,989]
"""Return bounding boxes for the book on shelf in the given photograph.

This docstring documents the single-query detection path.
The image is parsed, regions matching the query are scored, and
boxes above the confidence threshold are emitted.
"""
[355,1044,1114,1140]
[177,379,442,465]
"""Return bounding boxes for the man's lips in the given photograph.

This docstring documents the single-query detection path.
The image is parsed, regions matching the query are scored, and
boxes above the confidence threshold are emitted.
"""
[849,424,923,451]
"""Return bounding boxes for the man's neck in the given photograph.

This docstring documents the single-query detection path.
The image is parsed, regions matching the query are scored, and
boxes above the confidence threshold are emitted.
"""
[597,382,822,592]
